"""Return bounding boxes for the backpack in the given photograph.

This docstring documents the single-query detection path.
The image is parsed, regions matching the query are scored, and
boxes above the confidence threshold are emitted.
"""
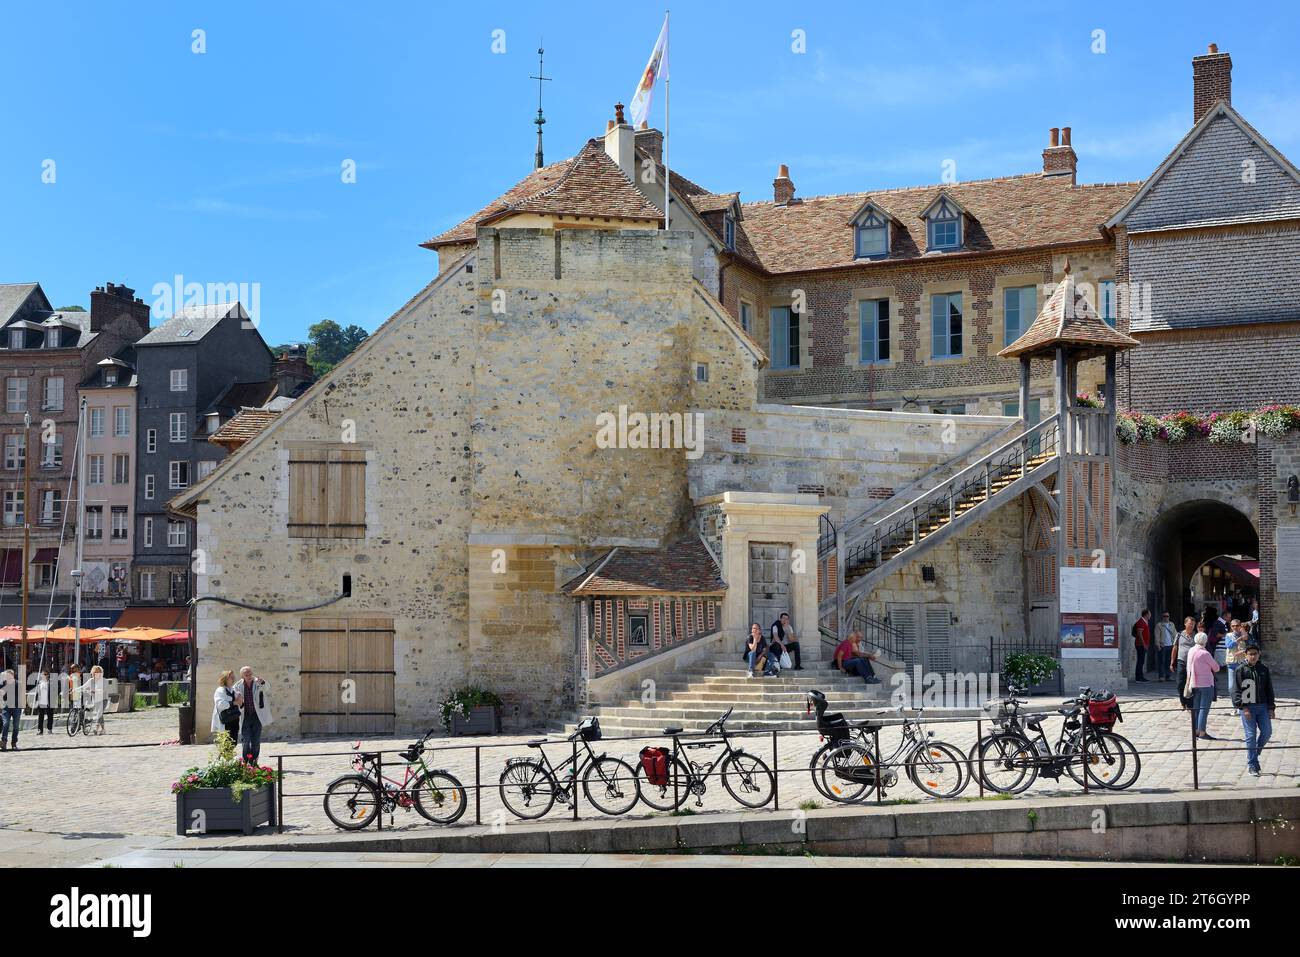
[639,746,671,787]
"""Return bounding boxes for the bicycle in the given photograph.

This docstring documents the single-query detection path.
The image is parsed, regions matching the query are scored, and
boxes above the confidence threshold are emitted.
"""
[322,730,468,830]
[634,707,776,811]
[66,683,105,737]
[497,717,639,819]
[974,687,1140,793]
[805,691,968,802]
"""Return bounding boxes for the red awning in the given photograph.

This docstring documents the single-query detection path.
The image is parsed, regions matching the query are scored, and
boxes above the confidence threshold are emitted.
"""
[31,548,59,564]
[0,550,20,586]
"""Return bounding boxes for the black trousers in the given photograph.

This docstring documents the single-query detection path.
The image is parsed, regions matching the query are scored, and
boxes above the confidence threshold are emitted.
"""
[1174,660,1192,709]
[1134,645,1146,680]
[38,707,54,732]
[786,642,802,668]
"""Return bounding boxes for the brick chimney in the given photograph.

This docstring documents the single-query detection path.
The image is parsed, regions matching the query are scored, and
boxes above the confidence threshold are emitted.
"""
[1193,43,1232,123]
[272,346,314,396]
[89,281,150,336]
[1042,126,1077,184]
[634,125,663,164]
[602,102,637,181]
[773,164,795,205]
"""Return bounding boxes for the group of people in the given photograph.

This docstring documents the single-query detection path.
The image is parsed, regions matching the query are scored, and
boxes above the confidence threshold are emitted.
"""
[211,667,273,763]
[0,665,109,751]
[1132,605,1276,776]
[743,613,803,678]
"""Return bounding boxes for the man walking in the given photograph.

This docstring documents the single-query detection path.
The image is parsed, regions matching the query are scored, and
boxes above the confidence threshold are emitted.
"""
[234,666,273,764]
[0,669,20,751]
[1172,616,1197,710]
[1131,609,1151,682]
[1153,611,1176,681]
[1231,643,1275,777]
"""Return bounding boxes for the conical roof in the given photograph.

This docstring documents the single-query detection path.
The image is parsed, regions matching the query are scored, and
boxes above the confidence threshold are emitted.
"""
[998,262,1139,360]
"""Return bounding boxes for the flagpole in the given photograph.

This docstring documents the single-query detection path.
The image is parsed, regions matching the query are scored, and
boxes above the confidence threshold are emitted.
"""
[663,9,670,232]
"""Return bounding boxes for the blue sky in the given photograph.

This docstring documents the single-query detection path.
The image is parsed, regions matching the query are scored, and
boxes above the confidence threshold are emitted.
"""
[3,1,1298,345]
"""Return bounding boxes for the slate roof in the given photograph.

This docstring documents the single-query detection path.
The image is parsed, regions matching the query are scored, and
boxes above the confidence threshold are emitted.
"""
[998,263,1139,360]
[562,538,726,597]
[136,303,242,346]
[0,283,44,324]
[422,139,665,248]
[738,175,1142,274]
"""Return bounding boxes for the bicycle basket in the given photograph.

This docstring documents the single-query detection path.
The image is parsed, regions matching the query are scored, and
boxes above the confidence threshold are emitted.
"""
[1087,691,1120,728]
[577,716,602,742]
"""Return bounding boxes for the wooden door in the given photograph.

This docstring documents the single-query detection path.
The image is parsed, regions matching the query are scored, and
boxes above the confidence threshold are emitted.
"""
[300,616,395,735]
[748,543,791,633]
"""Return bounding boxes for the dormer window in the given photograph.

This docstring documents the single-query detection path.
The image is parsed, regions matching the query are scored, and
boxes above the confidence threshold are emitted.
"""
[8,329,25,350]
[723,213,736,251]
[849,202,891,259]
[923,195,964,251]
[104,368,118,386]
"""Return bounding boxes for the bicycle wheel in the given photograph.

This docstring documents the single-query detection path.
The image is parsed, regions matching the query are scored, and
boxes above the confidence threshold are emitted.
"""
[817,741,876,803]
[721,751,775,808]
[498,760,556,820]
[908,739,968,799]
[976,734,1038,794]
[582,757,639,816]
[412,770,468,825]
[66,708,83,737]
[323,774,381,830]
[1096,731,1141,790]
[1064,729,1129,789]
[808,742,837,801]
[634,754,692,811]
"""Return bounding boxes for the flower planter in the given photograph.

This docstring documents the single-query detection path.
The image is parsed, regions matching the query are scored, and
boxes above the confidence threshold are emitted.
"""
[449,705,501,737]
[175,784,276,836]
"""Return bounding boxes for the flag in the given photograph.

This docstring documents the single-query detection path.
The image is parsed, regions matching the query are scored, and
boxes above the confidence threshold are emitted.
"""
[629,15,669,130]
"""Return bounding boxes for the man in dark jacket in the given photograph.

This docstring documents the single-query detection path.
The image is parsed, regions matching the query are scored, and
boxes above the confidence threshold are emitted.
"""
[1230,644,1275,776]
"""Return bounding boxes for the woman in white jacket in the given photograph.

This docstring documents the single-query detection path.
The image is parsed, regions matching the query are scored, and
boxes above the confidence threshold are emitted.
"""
[211,670,242,745]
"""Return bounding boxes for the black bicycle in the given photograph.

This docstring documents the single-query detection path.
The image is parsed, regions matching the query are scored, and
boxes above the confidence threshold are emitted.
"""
[634,707,775,811]
[974,688,1140,793]
[323,731,468,830]
[498,717,639,819]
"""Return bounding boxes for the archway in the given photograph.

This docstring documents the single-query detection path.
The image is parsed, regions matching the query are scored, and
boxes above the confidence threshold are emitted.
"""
[1147,500,1258,624]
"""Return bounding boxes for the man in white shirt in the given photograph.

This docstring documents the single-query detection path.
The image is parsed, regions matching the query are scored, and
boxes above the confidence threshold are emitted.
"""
[1153,611,1176,682]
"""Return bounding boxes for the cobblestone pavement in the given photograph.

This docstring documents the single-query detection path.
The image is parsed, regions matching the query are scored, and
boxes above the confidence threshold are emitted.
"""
[1,681,1296,847]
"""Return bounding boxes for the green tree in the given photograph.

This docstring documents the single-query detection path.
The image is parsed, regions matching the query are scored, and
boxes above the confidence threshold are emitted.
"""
[56,305,87,311]
[305,320,368,376]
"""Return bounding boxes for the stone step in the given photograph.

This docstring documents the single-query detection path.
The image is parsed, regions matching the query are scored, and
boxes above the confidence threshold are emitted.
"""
[657,689,880,703]
[589,705,883,722]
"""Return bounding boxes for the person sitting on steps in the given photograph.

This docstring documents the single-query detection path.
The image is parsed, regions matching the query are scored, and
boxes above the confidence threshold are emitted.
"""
[771,613,803,670]
[834,630,881,684]
[745,623,778,678]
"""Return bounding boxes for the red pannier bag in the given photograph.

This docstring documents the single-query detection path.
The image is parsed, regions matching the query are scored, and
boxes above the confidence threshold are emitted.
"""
[639,746,671,787]
[1088,691,1120,728]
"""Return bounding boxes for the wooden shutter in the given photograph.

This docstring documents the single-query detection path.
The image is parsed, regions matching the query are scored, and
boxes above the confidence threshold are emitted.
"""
[300,616,394,735]
[924,604,953,672]
[289,448,366,539]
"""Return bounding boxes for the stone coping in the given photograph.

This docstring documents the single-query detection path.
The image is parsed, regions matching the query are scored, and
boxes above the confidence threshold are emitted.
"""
[165,788,1298,865]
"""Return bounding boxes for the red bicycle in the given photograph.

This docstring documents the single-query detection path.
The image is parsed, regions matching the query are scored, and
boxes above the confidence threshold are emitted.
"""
[322,731,467,829]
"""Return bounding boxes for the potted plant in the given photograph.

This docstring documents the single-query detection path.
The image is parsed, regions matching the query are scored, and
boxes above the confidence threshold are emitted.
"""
[1002,652,1059,694]
[439,686,503,736]
[172,731,278,836]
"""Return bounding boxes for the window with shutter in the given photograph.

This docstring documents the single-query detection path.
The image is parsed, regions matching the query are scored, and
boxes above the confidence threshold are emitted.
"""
[288,447,367,539]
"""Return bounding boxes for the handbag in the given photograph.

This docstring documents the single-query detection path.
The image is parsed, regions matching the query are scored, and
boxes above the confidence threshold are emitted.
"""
[219,690,240,724]
[755,655,768,673]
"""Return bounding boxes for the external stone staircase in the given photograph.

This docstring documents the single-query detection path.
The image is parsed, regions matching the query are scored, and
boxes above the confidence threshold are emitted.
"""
[554,654,892,737]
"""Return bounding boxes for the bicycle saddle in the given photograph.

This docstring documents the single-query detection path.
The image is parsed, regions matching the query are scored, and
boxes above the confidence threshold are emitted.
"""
[526,738,547,748]
[662,726,684,735]
[1058,702,1080,717]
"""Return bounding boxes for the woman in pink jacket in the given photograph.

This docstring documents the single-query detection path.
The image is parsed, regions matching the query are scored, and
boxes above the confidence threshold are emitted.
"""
[1185,632,1220,739]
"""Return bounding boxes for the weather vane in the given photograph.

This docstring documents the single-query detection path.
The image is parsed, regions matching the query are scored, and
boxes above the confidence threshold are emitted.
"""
[531,43,551,169]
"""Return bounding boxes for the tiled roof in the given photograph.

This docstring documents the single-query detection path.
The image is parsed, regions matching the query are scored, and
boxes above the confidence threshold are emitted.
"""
[687,192,740,214]
[422,140,664,248]
[137,303,241,346]
[998,265,1140,359]
[738,175,1142,274]
[207,408,282,452]
[563,538,726,596]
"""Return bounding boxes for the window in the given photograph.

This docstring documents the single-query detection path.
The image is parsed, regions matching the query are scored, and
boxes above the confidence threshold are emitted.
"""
[8,329,25,350]
[43,325,62,348]
[88,454,104,485]
[695,363,709,383]
[739,301,752,333]
[144,474,155,500]
[4,434,24,471]
[288,447,367,539]
[36,563,54,588]
[39,489,61,525]
[85,506,103,540]
[3,490,22,527]
[928,218,959,249]
[854,209,889,258]
[113,453,130,484]
[859,299,890,364]
[723,213,736,250]
[931,403,967,416]
[140,572,155,600]
[111,507,129,540]
[1003,398,1042,422]
[1004,286,1036,345]
[169,412,187,443]
[113,406,130,437]
[41,433,63,469]
[6,377,27,413]
[930,293,964,359]
[143,517,153,548]
[170,571,187,602]
[89,407,104,437]
[169,460,190,489]
[1099,280,1117,327]
[42,377,63,412]
[104,368,118,386]
[146,429,157,454]
[167,520,187,548]
[769,305,800,370]
[170,369,188,392]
